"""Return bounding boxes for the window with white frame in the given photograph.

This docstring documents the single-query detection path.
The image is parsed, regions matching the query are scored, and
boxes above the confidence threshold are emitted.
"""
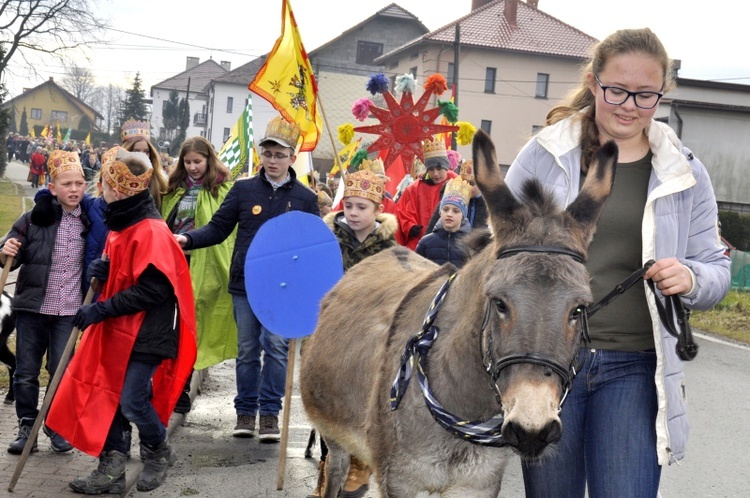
[485,68,496,93]
[536,73,549,98]
[227,97,233,113]
[31,108,42,119]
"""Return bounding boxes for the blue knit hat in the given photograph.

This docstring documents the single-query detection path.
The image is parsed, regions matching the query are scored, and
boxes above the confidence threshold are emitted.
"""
[440,178,471,218]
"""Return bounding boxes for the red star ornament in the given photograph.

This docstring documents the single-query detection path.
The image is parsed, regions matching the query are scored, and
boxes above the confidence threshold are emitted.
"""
[353,88,459,169]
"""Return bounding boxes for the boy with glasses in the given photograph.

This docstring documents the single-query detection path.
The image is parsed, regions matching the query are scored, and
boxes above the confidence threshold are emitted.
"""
[175,115,319,441]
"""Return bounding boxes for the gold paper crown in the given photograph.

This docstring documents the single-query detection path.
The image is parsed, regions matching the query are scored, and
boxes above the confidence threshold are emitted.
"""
[259,116,301,150]
[459,160,475,182]
[344,169,385,204]
[101,147,153,197]
[121,119,150,142]
[422,139,448,160]
[411,156,426,178]
[317,189,332,206]
[441,177,472,211]
[47,150,84,180]
[359,157,390,182]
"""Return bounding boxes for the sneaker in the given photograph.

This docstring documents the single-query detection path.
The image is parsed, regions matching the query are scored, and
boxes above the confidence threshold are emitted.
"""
[7,422,38,455]
[258,414,280,443]
[123,430,132,460]
[43,425,73,453]
[341,456,371,498]
[232,414,256,438]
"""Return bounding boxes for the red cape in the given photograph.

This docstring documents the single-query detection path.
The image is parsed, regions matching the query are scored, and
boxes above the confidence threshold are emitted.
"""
[47,218,197,456]
[395,171,456,249]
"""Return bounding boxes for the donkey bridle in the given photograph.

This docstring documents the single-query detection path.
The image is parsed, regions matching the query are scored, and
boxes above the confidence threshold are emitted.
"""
[389,245,587,447]
[483,245,587,412]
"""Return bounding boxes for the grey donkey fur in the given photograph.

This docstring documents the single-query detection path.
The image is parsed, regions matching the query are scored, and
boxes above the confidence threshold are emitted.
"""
[300,131,618,497]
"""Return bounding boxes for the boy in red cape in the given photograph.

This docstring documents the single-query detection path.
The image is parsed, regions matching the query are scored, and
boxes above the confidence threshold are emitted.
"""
[46,146,197,495]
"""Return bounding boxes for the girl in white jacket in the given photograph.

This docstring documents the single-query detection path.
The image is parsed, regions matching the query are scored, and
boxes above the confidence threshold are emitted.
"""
[506,28,730,498]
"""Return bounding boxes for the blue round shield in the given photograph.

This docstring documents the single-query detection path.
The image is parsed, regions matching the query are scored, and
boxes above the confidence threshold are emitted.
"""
[245,211,343,338]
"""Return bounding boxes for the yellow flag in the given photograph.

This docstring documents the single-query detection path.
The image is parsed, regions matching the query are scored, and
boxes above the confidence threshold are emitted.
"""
[41,124,49,138]
[30,127,36,138]
[330,138,361,176]
[85,132,91,145]
[249,0,322,152]
[56,122,62,142]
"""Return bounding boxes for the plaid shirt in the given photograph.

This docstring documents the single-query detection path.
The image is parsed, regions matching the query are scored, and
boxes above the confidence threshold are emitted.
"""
[40,205,85,316]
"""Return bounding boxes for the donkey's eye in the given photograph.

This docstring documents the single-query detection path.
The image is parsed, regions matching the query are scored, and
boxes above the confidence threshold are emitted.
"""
[493,298,508,314]
[570,306,585,321]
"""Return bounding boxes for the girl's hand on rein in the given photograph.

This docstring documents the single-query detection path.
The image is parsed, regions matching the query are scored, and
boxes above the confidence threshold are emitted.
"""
[644,257,693,296]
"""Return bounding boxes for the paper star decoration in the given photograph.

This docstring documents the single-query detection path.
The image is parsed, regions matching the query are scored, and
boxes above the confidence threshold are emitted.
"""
[353,89,459,168]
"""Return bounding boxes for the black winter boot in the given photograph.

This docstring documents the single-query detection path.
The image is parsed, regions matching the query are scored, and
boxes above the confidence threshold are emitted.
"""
[136,440,176,491]
[68,450,127,495]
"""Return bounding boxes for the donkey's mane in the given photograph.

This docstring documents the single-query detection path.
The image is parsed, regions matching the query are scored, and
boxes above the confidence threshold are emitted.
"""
[519,178,561,218]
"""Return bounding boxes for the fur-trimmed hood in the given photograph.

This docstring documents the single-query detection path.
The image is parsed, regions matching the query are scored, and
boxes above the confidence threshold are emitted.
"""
[323,211,398,240]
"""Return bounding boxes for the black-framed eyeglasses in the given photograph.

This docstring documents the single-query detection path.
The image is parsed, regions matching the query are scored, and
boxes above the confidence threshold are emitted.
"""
[261,152,291,160]
[594,75,664,110]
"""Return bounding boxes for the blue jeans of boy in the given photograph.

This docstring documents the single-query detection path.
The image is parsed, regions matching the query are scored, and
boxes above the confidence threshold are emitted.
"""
[104,360,165,452]
[522,348,661,498]
[232,294,289,417]
[14,311,74,423]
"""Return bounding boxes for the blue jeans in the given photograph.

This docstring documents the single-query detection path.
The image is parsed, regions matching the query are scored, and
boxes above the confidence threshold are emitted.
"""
[14,311,74,422]
[232,294,289,416]
[522,349,661,498]
[104,360,165,452]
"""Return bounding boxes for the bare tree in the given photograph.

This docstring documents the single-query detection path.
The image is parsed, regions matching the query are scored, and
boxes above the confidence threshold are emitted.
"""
[99,83,125,140]
[0,1,107,77]
[61,63,97,104]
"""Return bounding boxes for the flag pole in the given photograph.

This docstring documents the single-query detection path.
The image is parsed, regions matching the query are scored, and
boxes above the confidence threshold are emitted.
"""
[315,92,346,180]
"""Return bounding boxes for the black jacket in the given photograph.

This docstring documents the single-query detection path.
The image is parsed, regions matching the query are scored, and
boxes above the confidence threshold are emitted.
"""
[102,190,179,361]
[1,199,90,313]
[415,219,471,268]
[184,168,319,295]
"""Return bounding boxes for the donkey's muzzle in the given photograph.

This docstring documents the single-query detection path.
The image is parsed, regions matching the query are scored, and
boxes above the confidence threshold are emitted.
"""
[502,419,562,458]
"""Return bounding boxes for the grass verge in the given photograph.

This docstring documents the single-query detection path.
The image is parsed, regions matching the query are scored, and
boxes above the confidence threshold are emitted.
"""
[692,290,750,345]
[0,179,23,236]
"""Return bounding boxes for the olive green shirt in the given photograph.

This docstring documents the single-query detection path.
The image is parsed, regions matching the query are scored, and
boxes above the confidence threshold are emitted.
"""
[587,152,654,351]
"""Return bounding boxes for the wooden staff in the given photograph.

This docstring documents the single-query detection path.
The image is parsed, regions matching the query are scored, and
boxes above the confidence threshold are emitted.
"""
[316,92,347,180]
[276,338,297,490]
[8,263,104,492]
[0,256,13,295]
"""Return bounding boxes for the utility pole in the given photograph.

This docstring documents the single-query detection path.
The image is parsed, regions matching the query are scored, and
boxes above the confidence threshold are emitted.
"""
[452,22,460,151]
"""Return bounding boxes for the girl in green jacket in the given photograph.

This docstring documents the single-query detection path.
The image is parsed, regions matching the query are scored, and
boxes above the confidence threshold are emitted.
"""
[162,137,237,413]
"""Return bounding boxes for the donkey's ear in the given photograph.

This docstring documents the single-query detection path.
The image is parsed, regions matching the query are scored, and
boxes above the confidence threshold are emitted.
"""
[565,140,618,241]
[472,130,522,222]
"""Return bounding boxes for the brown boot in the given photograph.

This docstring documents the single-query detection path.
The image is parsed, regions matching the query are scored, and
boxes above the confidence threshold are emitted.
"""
[306,459,326,498]
[342,456,371,498]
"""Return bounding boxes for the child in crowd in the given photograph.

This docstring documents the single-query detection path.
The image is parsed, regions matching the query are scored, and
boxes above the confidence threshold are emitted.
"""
[46,147,197,494]
[310,169,397,498]
[0,150,89,455]
[162,136,236,413]
[416,177,472,268]
[174,116,319,441]
[317,189,333,217]
[395,139,458,249]
[425,160,488,233]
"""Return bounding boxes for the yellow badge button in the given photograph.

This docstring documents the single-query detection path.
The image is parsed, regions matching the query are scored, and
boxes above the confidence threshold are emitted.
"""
[252,205,262,215]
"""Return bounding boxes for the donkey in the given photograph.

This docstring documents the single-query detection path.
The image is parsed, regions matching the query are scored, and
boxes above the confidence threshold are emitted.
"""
[300,130,618,497]
[1,290,16,404]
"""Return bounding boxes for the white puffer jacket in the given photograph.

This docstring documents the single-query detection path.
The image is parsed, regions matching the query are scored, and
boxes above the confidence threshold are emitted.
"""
[505,115,731,465]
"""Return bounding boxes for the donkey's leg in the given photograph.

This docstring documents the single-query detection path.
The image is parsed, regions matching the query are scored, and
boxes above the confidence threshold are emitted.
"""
[322,440,349,498]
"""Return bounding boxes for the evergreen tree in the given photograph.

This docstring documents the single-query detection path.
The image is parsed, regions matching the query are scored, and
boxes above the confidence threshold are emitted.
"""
[19,107,29,136]
[79,114,93,132]
[174,97,190,153]
[121,72,148,121]
[162,90,180,141]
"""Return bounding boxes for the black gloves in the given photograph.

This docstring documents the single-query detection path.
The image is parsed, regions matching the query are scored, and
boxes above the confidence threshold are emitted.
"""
[73,300,115,330]
[408,225,423,239]
[87,258,110,283]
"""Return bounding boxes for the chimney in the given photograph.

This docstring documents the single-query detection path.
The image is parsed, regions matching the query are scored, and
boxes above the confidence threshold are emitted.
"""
[220,61,231,71]
[49,76,54,81]
[186,57,199,70]
[504,0,518,28]
[471,0,493,10]
[527,0,539,8]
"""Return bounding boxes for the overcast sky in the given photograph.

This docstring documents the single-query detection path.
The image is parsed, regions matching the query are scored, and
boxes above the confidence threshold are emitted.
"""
[4,0,747,98]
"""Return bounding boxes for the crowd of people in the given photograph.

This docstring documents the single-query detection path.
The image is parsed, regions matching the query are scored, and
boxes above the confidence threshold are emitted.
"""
[0,27,732,498]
